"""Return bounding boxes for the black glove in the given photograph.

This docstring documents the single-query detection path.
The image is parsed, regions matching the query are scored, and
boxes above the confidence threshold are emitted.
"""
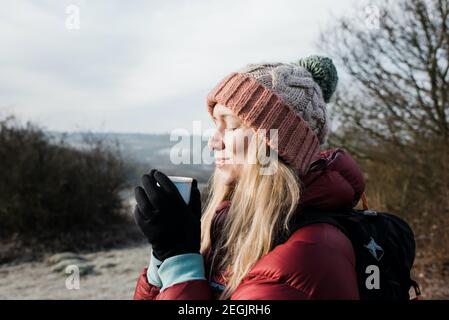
[133,169,202,261]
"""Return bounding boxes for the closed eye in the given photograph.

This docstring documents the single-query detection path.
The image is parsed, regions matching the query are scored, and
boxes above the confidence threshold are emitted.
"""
[227,126,242,131]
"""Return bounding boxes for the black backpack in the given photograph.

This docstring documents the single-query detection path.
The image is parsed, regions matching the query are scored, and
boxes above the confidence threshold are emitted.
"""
[287,207,422,300]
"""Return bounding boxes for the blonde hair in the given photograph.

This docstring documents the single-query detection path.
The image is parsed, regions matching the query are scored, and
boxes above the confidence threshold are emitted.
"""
[200,131,301,299]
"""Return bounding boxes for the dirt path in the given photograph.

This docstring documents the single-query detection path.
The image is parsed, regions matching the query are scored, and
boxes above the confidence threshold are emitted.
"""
[0,244,149,300]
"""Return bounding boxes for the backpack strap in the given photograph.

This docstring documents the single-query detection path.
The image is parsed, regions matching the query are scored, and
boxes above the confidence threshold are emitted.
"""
[288,209,351,240]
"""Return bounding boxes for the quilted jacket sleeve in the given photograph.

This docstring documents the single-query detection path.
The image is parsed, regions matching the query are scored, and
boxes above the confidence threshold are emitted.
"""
[133,224,359,300]
[133,253,213,300]
[133,269,213,300]
[231,224,360,300]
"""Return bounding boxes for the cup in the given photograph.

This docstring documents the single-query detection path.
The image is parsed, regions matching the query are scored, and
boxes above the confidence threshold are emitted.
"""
[167,176,193,204]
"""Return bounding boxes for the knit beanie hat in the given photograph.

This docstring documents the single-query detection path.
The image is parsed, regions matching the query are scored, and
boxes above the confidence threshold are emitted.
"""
[206,56,338,176]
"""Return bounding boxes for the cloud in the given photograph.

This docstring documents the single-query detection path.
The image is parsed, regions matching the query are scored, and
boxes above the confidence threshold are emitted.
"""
[0,0,354,133]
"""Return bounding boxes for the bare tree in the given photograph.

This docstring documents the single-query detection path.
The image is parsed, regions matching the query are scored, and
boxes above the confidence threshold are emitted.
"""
[318,2,449,283]
[317,0,449,220]
[320,0,448,154]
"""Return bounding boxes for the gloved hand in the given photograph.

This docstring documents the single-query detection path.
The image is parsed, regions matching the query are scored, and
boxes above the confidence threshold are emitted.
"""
[134,169,202,261]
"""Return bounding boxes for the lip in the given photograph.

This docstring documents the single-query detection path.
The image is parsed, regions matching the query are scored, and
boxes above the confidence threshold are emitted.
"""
[215,157,230,167]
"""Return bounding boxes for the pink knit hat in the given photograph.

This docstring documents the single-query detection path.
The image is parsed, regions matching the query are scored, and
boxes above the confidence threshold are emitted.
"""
[207,56,338,176]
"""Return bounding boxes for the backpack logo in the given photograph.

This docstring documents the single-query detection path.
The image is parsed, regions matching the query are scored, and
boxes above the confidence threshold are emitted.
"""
[364,237,384,261]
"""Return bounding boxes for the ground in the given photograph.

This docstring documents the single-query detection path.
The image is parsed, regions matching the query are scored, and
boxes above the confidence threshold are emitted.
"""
[0,245,149,299]
[0,243,447,299]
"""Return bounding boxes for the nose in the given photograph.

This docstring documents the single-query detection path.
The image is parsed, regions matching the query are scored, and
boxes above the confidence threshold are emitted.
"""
[208,129,225,151]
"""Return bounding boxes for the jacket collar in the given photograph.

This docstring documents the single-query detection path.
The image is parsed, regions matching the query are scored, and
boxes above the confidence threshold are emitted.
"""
[213,148,365,215]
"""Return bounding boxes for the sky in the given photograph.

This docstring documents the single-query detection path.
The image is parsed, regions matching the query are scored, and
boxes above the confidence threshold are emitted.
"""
[0,0,358,134]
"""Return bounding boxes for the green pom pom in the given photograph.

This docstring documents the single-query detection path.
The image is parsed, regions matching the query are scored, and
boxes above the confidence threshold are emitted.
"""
[296,55,338,103]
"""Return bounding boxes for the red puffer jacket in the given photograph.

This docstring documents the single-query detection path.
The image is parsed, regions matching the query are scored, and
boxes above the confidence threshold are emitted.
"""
[133,148,365,300]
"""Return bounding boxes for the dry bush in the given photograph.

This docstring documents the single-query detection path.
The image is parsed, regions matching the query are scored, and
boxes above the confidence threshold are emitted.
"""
[0,116,139,262]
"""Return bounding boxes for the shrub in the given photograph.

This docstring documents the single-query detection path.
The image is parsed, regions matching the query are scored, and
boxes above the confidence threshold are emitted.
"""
[0,116,131,239]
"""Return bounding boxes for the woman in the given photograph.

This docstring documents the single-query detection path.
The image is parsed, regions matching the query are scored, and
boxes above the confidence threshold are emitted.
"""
[133,56,365,300]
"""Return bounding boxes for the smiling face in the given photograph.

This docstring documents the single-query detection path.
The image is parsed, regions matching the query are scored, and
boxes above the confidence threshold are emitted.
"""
[208,104,254,186]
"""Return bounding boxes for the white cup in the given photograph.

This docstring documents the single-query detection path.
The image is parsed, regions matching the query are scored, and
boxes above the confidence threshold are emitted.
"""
[167,176,193,204]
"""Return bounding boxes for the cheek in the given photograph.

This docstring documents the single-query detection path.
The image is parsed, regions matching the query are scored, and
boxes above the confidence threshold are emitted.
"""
[222,133,235,155]
[224,130,252,159]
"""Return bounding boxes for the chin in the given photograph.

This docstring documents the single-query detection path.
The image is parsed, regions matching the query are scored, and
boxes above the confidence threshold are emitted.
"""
[215,166,238,186]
